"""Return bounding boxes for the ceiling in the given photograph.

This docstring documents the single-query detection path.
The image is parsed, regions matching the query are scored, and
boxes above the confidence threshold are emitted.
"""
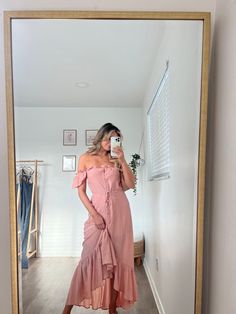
[11,19,165,108]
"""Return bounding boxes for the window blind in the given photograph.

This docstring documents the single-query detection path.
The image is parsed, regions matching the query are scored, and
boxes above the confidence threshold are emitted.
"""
[147,63,170,180]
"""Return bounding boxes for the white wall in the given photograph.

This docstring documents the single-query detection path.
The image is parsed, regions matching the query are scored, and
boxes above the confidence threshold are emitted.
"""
[15,107,142,257]
[0,1,216,314]
[139,21,202,314]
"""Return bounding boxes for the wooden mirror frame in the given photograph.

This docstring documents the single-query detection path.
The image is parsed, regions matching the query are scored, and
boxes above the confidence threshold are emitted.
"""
[4,10,210,314]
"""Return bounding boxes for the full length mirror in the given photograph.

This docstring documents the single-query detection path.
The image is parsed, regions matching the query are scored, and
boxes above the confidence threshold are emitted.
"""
[4,11,210,314]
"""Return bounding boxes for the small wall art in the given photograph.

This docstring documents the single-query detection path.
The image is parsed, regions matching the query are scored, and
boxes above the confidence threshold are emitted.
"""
[63,129,77,146]
[85,129,98,146]
[62,155,76,172]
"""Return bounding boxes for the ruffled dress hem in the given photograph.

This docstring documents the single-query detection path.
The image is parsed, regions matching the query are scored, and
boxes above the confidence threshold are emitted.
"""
[66,228,137,309]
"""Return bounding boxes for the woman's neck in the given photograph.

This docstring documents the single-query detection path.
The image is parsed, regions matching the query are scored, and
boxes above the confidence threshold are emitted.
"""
[98,149,109,157]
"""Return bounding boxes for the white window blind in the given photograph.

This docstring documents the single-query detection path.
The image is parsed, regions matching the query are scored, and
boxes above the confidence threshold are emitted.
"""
[147,62,170,180]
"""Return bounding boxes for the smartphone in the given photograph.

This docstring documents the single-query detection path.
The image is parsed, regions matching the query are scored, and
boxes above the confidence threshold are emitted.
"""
[110,136,122,158]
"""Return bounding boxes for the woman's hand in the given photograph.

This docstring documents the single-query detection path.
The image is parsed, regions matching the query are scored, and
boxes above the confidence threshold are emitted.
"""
[112,146,126,165]
[92,213,106,230]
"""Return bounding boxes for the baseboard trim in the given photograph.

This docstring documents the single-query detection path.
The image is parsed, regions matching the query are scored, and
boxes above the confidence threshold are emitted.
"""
[143,259,166,314]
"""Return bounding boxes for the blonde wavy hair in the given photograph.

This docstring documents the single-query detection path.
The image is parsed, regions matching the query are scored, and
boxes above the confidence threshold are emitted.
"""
[87,123,123,159]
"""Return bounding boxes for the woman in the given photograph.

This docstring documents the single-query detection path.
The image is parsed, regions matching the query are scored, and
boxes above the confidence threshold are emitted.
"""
[62,123,137,314]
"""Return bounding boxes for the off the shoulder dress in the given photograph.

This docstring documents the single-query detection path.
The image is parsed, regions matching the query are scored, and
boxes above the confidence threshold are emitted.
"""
[66,165,137,310]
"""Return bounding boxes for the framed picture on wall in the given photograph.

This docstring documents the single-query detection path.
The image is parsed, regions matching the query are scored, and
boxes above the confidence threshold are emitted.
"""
[62,155,76,172]
[85,129,98,146]
[63,129,77,146]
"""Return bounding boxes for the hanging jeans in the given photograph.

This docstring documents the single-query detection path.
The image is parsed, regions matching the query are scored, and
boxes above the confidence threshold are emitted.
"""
[18,180,34,269]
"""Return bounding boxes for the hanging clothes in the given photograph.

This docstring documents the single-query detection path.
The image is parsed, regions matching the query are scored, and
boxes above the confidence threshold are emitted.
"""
[17,168,34,269]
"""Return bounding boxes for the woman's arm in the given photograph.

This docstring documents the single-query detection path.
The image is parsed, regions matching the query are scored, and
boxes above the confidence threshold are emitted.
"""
[120,160,136,190]
[76,155,105,230]
[112,147,136,190]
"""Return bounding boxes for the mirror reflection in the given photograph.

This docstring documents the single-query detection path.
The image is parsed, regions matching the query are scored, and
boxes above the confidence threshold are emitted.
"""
[12,18,203,314]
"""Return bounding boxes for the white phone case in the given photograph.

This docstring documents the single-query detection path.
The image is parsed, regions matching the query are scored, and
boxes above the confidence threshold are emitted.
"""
[110,136,121,158]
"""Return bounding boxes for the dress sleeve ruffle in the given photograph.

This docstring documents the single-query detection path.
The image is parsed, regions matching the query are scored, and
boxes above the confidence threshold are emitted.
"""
[72,170,87,188]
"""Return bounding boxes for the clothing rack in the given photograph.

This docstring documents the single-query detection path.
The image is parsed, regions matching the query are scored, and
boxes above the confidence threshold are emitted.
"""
[16,160,43,264]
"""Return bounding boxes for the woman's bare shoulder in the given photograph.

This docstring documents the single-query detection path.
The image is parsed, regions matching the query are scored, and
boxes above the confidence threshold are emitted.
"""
[79,152,90,161]
[78,152,97,167]
[77,153,91,170]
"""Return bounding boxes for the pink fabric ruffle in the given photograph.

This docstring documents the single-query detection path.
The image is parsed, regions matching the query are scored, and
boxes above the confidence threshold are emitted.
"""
[66,228,137,309]
[72,170,87,189]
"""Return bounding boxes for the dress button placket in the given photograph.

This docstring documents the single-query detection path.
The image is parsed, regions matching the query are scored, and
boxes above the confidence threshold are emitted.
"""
[104,168,111,224]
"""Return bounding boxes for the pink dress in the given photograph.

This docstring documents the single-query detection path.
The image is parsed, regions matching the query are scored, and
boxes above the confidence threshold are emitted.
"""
[66,165,137,310]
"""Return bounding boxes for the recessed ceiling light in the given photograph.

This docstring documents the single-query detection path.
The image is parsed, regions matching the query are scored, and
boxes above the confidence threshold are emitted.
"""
[75,82,89,88]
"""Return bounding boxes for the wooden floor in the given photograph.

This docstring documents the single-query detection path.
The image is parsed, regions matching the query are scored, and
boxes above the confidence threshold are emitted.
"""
[20,257,159,314]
